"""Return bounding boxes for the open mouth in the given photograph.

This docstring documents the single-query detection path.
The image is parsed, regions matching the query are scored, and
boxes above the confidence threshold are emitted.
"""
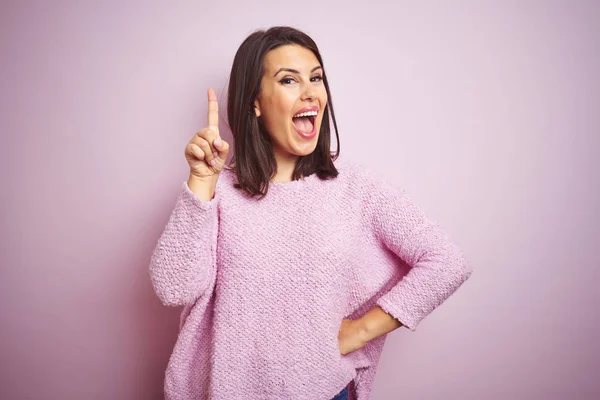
[292,111,317,136]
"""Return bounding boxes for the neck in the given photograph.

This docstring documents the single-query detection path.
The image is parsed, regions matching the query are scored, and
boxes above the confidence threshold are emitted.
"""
[271,149,298,183]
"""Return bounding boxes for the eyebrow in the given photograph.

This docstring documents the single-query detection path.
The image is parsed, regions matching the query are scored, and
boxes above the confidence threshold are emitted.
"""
[273,66,323,77]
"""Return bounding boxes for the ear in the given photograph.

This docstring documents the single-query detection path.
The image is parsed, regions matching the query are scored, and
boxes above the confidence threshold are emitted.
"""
[253,99,262,118]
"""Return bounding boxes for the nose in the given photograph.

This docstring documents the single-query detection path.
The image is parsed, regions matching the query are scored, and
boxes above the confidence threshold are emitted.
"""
[301,82,316,102]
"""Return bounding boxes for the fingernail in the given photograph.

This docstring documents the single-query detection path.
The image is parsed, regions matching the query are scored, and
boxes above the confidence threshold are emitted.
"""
[213,151,218,158]
[210,159,216,166]
[214,138,222,147]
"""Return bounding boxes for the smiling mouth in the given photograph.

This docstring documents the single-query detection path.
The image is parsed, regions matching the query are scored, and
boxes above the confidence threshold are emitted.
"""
[292,114,316,134]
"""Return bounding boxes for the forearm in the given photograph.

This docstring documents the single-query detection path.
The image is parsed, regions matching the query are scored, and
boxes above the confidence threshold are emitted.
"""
[358,306,404,342]
[149,181,219,306]
[188,174,216,201]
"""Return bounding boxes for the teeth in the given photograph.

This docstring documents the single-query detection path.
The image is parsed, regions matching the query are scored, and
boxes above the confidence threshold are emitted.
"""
[293,110,318,118]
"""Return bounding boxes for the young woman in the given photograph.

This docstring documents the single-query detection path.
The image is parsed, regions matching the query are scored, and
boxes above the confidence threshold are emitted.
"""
[149,26,473,400]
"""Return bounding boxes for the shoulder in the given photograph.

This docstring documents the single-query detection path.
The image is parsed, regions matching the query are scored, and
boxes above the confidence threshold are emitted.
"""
[332,158,365,181]
[335,159,408,207]
[218,164,238,184]
[334,158,396,187]
[211,165,238,198]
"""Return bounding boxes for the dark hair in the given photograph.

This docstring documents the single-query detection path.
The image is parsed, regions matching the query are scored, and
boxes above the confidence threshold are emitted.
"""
[225,26,340,199]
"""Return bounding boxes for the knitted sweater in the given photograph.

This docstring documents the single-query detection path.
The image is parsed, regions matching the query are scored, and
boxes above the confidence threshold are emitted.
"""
[149,159,473,400]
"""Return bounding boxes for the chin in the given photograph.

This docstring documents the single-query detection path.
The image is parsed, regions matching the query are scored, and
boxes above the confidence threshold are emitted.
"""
[291,134,319,154]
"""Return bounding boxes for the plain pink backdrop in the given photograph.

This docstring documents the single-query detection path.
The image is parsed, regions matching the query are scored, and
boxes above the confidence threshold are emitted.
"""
[1,1,599,399]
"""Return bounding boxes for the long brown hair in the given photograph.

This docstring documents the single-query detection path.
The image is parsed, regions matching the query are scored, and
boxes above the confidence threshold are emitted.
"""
[225,26,340,199]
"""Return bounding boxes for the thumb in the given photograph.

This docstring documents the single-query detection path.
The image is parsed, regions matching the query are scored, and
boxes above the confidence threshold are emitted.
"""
[213,137,230,161]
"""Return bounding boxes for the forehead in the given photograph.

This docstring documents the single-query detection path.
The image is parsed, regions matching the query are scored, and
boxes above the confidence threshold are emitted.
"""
[263,44,320,73]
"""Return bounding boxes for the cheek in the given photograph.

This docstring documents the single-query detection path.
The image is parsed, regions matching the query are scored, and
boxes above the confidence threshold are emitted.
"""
[262,98,291,134]
[269,105,289,131]
[319,88,328,105]
[272,95,294,126]
[318,91,328,119]
[277,100,291,118]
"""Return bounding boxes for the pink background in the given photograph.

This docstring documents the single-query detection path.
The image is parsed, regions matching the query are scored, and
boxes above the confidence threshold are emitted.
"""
[1,1,599,399]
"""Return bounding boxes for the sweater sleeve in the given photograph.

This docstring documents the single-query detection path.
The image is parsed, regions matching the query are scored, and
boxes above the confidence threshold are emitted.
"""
[148,180,220,307]
[356,164,473,331]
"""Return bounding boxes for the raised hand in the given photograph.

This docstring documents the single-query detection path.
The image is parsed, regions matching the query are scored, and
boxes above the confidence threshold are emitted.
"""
[185,88,230,182]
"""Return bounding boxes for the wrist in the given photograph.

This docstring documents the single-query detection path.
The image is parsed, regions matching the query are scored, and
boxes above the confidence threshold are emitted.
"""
[355,317,374,343]
[357,306,403,342]
[187,174,216,202]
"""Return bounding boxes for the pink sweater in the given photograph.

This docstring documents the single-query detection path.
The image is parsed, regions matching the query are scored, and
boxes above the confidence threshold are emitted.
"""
[149,159,472,400]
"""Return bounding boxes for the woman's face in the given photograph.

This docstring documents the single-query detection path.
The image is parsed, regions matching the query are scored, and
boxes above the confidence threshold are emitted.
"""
[253,44,328,162]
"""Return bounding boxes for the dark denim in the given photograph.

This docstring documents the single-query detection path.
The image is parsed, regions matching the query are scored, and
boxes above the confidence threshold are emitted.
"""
[331,382,350,400]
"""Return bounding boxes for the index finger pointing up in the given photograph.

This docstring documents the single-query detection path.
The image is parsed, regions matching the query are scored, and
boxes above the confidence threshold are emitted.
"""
[207,88,219,134]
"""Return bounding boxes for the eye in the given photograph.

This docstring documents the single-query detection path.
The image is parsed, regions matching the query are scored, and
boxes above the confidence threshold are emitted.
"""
[279,77,296,85]
[311,75,323,82]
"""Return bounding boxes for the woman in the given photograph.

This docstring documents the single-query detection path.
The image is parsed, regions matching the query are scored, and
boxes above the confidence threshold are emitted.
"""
[149,26,473,400]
